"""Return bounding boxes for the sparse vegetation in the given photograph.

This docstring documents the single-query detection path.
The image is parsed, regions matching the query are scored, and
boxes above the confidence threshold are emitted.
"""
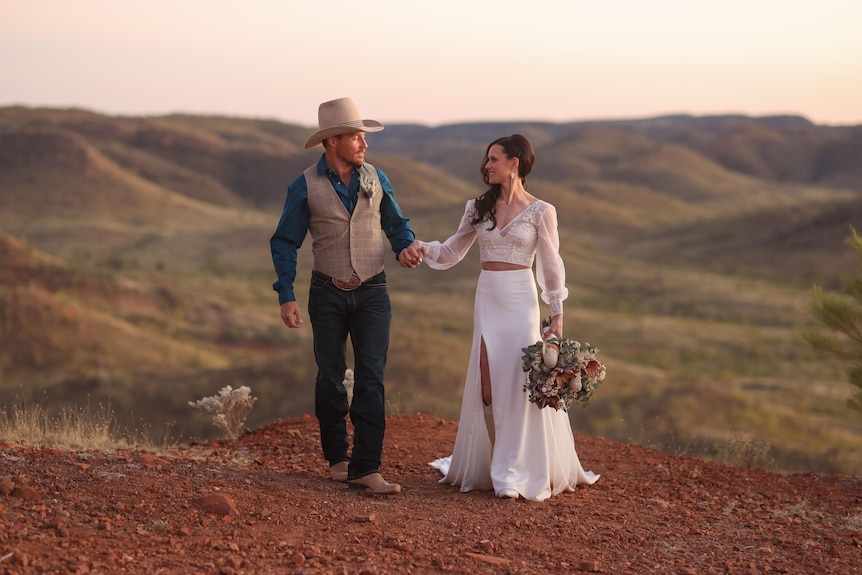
[148,519,170,534]
[188,385,257,440]
[843,512,862,533]
[804,227,862,414]
[0,393,126,450]
[713,437,775,470]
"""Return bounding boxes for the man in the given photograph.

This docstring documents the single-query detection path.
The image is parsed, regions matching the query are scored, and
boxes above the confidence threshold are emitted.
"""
[271,97,422,495]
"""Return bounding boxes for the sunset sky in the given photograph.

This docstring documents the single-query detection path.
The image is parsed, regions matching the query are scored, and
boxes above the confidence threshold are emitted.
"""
[1,0,860,127]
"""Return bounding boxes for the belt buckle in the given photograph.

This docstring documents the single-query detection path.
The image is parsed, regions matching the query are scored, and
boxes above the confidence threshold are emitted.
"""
[332,273,361,291]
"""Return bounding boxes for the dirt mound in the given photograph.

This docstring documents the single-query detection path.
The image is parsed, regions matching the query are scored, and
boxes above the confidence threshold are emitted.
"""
[1,414,860,574]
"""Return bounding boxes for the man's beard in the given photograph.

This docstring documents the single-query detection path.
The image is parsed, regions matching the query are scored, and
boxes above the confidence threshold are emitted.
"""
[338,151,364,168]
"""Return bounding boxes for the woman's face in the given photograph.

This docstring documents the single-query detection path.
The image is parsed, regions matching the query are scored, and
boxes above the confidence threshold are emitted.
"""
[484,144,515,185]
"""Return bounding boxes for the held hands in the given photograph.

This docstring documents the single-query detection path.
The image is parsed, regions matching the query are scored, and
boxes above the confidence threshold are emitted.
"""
[280,301,304,328]
[400,240,427,268]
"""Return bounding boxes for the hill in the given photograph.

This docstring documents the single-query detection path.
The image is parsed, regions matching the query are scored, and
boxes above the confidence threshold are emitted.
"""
[0,106,861,477]
[0,414,860,574]
[371,114,862,191]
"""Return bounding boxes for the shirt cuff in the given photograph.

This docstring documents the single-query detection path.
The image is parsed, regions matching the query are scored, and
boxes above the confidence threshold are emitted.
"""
[550,299,563,317]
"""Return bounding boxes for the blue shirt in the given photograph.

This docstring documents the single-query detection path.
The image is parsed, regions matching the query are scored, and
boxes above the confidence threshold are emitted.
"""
[270,155,416,304]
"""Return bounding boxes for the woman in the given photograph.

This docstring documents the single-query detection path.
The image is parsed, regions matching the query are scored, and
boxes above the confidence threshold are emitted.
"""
[414,134,599,501]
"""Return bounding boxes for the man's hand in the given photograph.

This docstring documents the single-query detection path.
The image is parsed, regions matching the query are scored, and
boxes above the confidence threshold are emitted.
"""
[400,240,426,268]
[280,301,304,328]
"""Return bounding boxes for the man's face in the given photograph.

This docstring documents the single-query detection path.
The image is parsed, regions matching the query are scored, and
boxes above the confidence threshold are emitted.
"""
[331,132,368,167]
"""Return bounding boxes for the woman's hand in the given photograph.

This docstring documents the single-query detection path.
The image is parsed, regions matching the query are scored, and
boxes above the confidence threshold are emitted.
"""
[544,314,564,339]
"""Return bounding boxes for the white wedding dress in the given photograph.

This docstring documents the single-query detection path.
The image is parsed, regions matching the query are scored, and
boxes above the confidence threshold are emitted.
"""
[423,199,599,502]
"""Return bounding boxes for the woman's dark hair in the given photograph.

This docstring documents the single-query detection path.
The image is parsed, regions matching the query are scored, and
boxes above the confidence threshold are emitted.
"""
[472,134,535,228]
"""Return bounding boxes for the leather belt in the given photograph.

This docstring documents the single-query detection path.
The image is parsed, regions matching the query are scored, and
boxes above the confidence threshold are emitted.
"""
[314,270,362,291]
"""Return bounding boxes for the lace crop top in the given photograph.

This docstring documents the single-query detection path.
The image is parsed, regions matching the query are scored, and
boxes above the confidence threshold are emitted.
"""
[420,199,568,315]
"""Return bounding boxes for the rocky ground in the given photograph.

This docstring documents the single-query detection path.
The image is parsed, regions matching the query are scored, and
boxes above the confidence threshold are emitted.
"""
[1,413,860,574]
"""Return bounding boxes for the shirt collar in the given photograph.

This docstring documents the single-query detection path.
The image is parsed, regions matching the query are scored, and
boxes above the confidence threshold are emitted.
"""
[316,154,330,177]
[316,154,363,179]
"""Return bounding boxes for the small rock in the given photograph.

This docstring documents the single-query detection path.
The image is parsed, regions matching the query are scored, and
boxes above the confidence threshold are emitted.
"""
[0,479,14,496]
[464,552,510,566]
[139,453,171,468]
[11,551,30,567]
[11,486,41,501]
[193,493,237,516]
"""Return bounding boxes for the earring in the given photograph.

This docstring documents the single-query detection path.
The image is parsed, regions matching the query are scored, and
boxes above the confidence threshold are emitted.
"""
[510,171,516,181]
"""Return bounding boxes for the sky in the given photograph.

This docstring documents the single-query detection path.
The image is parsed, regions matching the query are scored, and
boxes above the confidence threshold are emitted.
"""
[1,0,861,128]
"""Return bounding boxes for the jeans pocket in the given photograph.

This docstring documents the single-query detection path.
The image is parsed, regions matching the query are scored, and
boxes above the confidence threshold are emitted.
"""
[310,273,330,290]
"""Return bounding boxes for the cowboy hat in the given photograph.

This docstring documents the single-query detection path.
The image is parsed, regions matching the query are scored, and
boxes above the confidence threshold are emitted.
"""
[304,97,384,149]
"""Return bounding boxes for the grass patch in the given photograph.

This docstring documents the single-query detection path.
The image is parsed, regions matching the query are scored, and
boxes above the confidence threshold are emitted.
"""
[843,512,862,533]
[713,437,775,470]
[0,393,162,452]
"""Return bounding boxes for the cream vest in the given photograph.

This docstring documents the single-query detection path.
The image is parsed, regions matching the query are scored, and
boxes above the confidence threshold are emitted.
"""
[305,162,388,282]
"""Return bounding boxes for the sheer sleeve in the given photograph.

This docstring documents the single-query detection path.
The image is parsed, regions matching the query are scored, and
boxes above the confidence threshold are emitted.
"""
[419,200,477,270]
[535,203,568,315]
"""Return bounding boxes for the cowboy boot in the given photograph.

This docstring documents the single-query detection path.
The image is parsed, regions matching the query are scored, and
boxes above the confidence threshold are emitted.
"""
[330,461,349,482]
[347,473,401,495]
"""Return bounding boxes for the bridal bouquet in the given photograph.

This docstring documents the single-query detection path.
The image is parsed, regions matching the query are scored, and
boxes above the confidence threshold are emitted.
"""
[521,319,606,411]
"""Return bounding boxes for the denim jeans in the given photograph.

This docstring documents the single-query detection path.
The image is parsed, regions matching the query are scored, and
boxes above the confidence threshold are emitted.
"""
[308,270,391,480]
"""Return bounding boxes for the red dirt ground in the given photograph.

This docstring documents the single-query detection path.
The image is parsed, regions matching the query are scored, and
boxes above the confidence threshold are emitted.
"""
[1,413,860,574]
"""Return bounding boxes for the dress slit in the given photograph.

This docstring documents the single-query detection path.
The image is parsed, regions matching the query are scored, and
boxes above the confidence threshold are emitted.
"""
[479,337,491,406]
